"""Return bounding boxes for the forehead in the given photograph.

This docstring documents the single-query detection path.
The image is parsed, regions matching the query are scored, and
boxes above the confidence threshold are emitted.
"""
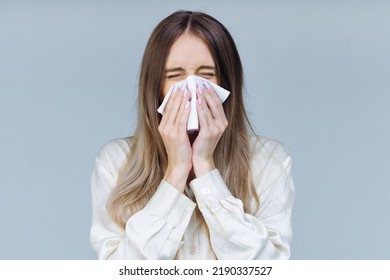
[166,33,215,68]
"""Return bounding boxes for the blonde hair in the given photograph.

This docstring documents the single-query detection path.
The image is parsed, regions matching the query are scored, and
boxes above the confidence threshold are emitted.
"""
[107,11,259,229]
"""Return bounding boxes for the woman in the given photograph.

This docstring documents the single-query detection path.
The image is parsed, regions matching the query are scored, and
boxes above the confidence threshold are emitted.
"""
[90,10,295,260]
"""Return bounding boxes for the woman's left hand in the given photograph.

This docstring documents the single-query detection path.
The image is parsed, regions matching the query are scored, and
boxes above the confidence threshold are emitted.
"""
[192,81,228,177]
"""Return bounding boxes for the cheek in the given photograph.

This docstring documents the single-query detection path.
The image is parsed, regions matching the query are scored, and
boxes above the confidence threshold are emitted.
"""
[162,80,176,97]
[210,76,218,85]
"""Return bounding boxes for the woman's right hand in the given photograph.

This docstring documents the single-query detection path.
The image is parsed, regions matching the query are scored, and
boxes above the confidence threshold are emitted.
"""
[158,85,192,193]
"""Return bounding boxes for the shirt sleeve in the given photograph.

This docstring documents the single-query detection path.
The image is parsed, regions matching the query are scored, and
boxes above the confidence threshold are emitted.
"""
[189,138,295,260]
[90,139,196,259]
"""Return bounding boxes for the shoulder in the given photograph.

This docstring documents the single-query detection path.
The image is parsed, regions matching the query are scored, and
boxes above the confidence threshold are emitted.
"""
[249,135,292,167]
[249,135,293,187]
[94,137,132,175]
[98,137,132,156]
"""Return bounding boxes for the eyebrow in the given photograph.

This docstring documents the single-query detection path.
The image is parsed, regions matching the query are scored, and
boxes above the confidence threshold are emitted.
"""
[165,65,217,73]
[198,66,217,72]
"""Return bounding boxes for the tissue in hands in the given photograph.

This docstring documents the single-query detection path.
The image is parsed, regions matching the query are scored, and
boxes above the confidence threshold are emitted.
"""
[157,75,230,131]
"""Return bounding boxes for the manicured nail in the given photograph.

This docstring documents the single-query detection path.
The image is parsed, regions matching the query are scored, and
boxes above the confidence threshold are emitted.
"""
[180,83,186,92]
[204,81,211,89]
[198,82,203,95]
[173,84,179,93]
[185,101,190,109]
[183,89,187,97]
[198,97,202,104]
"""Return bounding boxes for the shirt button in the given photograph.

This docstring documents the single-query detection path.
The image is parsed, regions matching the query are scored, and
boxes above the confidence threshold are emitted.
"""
[190,245,196,255]
[202,188,211,195]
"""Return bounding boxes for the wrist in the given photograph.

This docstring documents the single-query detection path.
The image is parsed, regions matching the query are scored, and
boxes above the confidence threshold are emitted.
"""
[193,159,215,178]
[164,165,191,193]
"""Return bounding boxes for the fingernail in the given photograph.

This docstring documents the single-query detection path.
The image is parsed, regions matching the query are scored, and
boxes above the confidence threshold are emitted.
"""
[198,97,202,105]
[180,83,186,92]
[173,84,179,93]
[183,89,187,97]
[198,82,203,95]
[204,81,211,89]
[185,101,190,109]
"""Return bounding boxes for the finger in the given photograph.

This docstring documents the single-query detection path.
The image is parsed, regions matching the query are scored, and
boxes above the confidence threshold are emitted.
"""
[202,81,224,119]
[160,85,179,129]
[203,80,221,103]
[165,86,185,127]
[196,94,213,130]
[163,85,179,112]
[177,92,191,137]
[175,88,190,124]
[197,91,228,135]
[202,81,228,127]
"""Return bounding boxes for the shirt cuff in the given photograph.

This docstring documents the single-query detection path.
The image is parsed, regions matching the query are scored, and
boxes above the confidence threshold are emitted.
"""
[144,180,196,227]
[189,169,232,211]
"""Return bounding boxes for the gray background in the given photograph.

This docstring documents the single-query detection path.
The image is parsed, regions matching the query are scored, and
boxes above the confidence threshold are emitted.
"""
[1,0,389,259]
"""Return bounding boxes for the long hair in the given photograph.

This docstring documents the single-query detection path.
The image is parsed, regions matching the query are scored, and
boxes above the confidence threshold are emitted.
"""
[107,11,258,229]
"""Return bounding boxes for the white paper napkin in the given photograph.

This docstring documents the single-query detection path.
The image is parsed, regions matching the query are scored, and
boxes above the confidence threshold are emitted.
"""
[157,75,230,131]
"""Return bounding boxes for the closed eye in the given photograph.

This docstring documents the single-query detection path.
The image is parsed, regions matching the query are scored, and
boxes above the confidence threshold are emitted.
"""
[199,72,216,78]
[166,73,184,79]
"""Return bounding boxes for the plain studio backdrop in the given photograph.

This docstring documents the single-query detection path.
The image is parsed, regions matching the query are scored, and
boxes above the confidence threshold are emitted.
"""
[1,0,389,259]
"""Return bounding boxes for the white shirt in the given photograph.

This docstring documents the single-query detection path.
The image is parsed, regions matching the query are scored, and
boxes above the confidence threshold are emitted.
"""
[90,135,295,259]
